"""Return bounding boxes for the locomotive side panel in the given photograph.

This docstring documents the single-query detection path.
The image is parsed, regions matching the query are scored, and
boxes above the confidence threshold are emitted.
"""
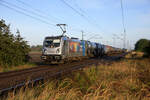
[62,39,69,59]
[67,40,84,58]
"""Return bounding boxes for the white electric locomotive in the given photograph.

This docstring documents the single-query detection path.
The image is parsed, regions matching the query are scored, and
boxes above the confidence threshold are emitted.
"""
[41,35,88,63]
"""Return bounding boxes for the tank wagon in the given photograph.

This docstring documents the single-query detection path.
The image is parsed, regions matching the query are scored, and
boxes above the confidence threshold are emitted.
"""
[41,35,124,63]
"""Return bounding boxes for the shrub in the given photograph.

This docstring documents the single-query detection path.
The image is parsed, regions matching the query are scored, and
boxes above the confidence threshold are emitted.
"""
[135,39,150,56]
[145,42,150,56]
[0,19,30,67]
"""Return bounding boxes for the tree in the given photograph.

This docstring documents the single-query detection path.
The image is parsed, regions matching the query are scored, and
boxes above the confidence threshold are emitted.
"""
[0,19,30,67]
[135,39,150,56]
[135,39,150,52]
[145,42,150,56]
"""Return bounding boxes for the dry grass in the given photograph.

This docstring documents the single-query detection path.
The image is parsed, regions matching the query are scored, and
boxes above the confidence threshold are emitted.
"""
[2,58,150,100]
[0,63,36,72]
[125,51,145,58]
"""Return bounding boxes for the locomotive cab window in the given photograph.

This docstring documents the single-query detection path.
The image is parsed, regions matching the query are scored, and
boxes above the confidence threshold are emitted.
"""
[44,39,60,48]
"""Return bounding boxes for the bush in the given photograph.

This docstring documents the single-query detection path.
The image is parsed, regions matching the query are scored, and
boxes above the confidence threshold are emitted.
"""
[0,19,30,67]
[145,42,150,56]
[135,39,150,56]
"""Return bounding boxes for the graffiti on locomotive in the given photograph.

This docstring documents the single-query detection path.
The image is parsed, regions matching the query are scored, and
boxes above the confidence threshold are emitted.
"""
[69,41,81,52]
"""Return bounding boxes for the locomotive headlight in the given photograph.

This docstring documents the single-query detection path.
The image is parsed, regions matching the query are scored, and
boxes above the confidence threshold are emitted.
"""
[43,48,47,54]
[56,48,60,53]
[44,50,47,54]
[44,51,47,54]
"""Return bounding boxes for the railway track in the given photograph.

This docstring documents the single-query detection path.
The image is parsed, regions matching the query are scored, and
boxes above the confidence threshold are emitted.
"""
[0,53,126,95]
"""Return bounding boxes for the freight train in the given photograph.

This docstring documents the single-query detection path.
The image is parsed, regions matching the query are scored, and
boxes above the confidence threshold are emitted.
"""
[41,35,123,63]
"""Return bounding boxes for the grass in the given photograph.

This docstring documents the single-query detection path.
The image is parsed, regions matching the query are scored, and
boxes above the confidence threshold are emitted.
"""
[0,63,36,72]
[2,58,150,100]
[0,51,40,72]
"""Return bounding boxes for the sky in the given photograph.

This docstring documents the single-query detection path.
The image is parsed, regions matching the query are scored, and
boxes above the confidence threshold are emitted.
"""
[0,0,150,49]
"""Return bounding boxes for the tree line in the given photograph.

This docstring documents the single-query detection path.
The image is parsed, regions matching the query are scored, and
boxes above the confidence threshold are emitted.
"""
[0,19,30,67]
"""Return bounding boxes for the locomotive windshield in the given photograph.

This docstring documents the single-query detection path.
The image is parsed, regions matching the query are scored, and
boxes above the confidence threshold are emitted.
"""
[44,39,60,48]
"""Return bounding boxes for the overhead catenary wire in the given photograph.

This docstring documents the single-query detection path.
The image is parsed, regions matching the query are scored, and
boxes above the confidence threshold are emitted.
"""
[1,0,57,26]
[60,0,87,20]
[0,2,56,27]
[60,0,104,32]
[8,0,105,40]
[0,0,105,43]
[12,0,92,36]
[67,25,103,41]
[15,0,64,23]
[60,0,116,42]
[68,0,119,36]
[71,0,128,46]
[68,25,103,39]
[2,0,82,37]
[71,0,88,17]
[61,0,104,40]
[71,0,103,29]
[1,0,108,42]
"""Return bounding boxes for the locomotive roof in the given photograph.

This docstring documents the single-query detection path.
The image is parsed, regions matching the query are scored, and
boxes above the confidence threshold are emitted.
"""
[45,35,103,44]
[45,35,63,39]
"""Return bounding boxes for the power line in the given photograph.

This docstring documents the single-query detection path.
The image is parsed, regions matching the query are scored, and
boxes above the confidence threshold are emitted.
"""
[67,25,103,41]
[1,0,112,42]
[0,2,55,27]
[61,0,117,41]
[1,0,56,26]
[14,0,87,37]
[71,0,102,28]
[71,0,128,46]
[14,0,106,40]
[71,0,87,16]
[70,0,118,36]
[57,0,104,39]
[0,0,100,40]
[15,0,64,23]
[60,0,105,41]
[60,0,102,30]
[14,0,96,38]
[60,0,87,19]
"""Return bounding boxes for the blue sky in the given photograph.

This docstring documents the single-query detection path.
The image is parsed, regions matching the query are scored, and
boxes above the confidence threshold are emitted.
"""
[0,0,150,49]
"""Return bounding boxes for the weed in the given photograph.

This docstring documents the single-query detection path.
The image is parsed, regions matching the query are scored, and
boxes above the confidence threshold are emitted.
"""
[3,58,150,100]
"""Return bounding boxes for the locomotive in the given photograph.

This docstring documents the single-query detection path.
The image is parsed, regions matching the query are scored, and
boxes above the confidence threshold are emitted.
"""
[41,35,123,63]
